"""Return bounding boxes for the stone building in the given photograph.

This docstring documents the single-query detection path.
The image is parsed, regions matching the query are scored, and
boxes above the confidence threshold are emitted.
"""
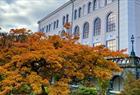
[38,1,140,93]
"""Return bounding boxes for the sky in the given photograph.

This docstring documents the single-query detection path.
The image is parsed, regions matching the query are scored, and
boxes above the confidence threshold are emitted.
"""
[0,0,69,32]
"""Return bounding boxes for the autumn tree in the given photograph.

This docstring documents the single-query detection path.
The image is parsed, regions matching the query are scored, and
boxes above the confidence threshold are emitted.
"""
[119,73,140,95]
[0,28,126,95]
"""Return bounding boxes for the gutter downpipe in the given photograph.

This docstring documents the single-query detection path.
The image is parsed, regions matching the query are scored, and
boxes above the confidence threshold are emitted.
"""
[118,0,120,50]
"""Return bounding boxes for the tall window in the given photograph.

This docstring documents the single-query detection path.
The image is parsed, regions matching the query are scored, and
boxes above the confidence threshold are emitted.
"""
[63,16,65,25]
[49,24,51,31]
[74,26,80,36]
[66,14,69,23]
[94,18,101,36]
[78,7,82,18]
[83,22,89,39]
[56,20,59,28]
[83,4,86,16]
[107,12,116,32]
[46,25,48,32]
[105,0,107,5]
[42,28,44,32]
[93,0,98,10]
[54,21,56,30]
[106,39,116,51]
[88,2,92,13]
[74,10,77,20]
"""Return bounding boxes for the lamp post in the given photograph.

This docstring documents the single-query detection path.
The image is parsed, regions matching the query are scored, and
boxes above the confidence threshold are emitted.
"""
[131,35,135,56]
[130,35,139,79]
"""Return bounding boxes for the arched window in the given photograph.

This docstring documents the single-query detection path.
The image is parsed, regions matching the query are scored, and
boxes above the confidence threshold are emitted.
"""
[88,2,92,13]
[93,0,97,10]
[94,18,101,36]
[107,12,116,32]
[78,7,82,18]
[83,22,89,39]
[66,14,69,23]
[74,10,77,20]
[83,4,86,16]
[63,16,65,25]
[56,20,59,28]
[111,76,124,91]
[74,26,80,36]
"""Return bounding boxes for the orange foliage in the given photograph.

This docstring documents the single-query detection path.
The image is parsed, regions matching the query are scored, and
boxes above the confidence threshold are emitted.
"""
[0,28,127,94]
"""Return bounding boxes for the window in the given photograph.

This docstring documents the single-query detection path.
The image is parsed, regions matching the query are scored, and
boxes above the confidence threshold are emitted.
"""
[83,4,86,16]
[106,39,116,51]
[88,2,92,13]
[66,14,69,23]
[105,0,107,5]
[74,10,77,20]
[49,24,51,31]
[42,27,45,32]
[94,18,101,36]
[54,21,56,30]
[63,16,65,25]
[78,7,82,18]
[46,25,48,32]
[83,22,89,39]
[74,26,80,36]
[94,42,102,47]
[93,0,98,10]
[56,20,59,28]
[107,12,116,32]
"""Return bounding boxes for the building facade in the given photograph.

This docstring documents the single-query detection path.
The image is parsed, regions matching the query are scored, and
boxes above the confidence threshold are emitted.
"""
[38,0,140,56]
[38,0,140,94]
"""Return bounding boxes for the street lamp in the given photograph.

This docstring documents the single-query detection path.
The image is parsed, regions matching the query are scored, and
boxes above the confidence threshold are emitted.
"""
[107,35,140,94]
[130,35,140,79]
[131,35,135,56]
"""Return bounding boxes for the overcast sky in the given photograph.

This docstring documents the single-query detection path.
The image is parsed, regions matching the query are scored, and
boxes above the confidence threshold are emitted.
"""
[0,0,69,32]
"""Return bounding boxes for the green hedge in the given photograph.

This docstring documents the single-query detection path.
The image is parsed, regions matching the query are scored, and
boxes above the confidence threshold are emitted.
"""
[71,86,97,95]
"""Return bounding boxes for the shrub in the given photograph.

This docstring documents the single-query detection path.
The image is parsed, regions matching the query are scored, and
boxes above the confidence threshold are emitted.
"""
[71,86,97,95]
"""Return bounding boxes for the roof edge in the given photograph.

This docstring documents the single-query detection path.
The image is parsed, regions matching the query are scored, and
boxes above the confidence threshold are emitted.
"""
[38,0,75,24]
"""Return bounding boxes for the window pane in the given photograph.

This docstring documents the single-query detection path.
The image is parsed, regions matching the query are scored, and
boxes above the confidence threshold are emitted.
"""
[88,2,92,13]
[94,42,102,47]
[93,0,98,10]
[94,18,101,36]
[107,13,116,32]
[74,26,80,36]
[106,39,116,51]
[83,22,89,39]
[74,10,77,20]
[79,8,82,18]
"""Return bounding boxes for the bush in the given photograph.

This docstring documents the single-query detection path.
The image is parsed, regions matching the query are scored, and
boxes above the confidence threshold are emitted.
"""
[11,84,32,94]
[71,86,97,95]
[120,73,140,95]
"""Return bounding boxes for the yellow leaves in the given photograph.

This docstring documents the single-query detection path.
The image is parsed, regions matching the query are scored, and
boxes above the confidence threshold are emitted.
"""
[93,67,112,80]
[31,83,42,94]
[26,72,42,84]
[48,81,70,95]
[0,67,6,74]
[10,28,29,35]
[0,86,11,95]
[25,72,49,94]
[0,28,127,94]
[75,72,85,80]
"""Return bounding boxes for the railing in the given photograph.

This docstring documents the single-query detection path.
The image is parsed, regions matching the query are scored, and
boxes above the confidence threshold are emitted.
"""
[107,56,140,68]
